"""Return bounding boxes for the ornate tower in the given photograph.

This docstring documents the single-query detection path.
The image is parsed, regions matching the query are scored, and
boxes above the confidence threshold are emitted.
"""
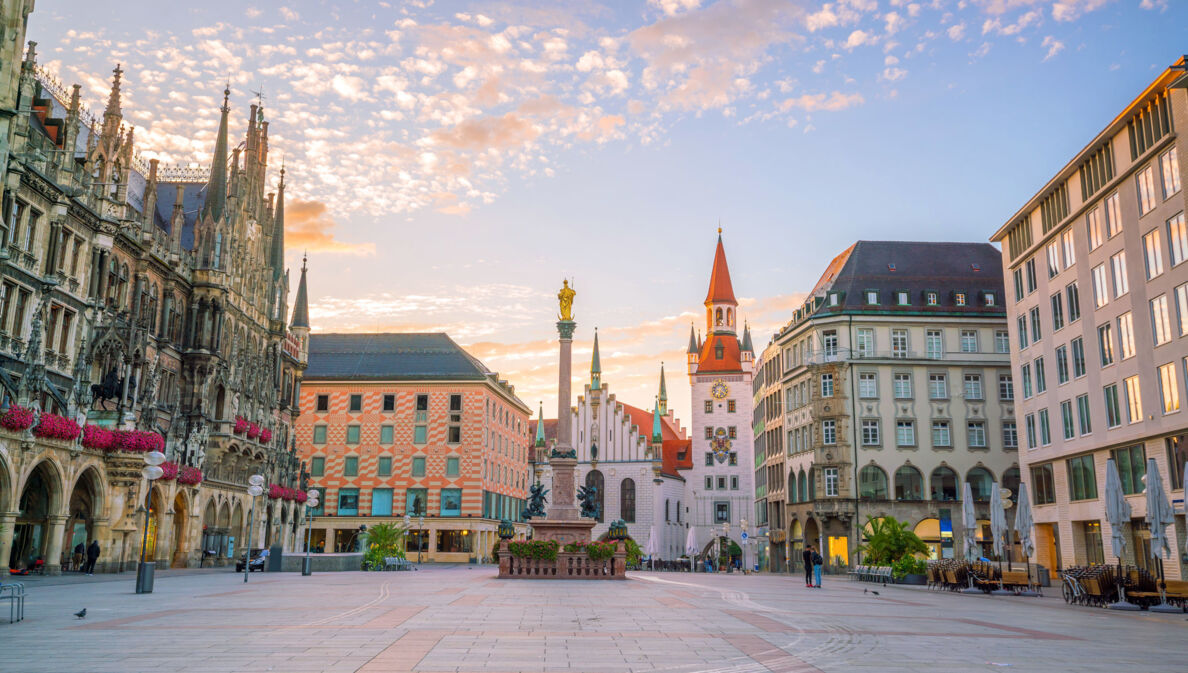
[290,254,310,363]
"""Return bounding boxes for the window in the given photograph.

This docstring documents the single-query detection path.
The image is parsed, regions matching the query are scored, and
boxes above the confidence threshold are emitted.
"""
[1168,434,1187,490]
[1098,323,1115,366]
[704,427,713,440]
[1033,358,1046,394]
[727,399,736,413]
[926,329,943,359]
[446,457,460,476]
[704,452,713,466]
[856,328,874,357]
[929,373,948,400]
[930,466,958,501]
[955,292,966,306]
[858,372,877,398]
[383,394,395,412]
[893,373,912,399]
[371,488,393,516]
[861,420,880,446]
[377,456,392,476]
[620,478,636,522]
[380,425,394,444]
[1067,455,1098,501]
[859,465,888,499]
[1047,242,1060,278]
[926,291,939,306]
[963,374,983,400]
[412,456,426,477]
[1021,364,1033,398]
[1061,286,1080,327]
[413,425,427,444]
[1026,258,1037,293]
[1050,293,1065,331]
[1112,445,1147,495]
[704,400,713,413]
[1123,375,1143,423]
[440,488,462,516]
[1077,394,1092,435]
[999,375,1014,401]
[1151,295,1172,345]
[1159,362,1180,413]
[1025,414,1037,449]
[1014,268,1025,301]
[822,330,838,356]
[985,292,996,307]
[705,475,713,489]
[895,466,924,500]
[824,468,839,497]
[931,421,951,447]
[1160,146,1181,197]
[897,290,910,305]
[343,456,358,476]
[960,330,978,353]
[1138,164,1158,215]
[1092,264,1109,308]
[448,425,461,444]
[1002,421,1018,449]
[349,394,362,412]
[1178,284,1188,336]
[1144,229,1165,279]
[1031,464,1056,505]
[995,330,1010,354]
[1104,384,1122,428]
[896,420,915,447]
[728,426,737,439]
[967,422,986,448]
[316,394,329,412]
[714,501,730,523]
[1169,212,1187,266]
[346,425,360,444]
[1071,338,1086,378]
[1104,192,1122,237]
[1061,400,1075,440]
[313,425,327,444]
[866,290,879,305]
[1087,207,1104,250]
[1118,312,1136,359]
[731,475,739,490]
[406,488,427,515]
[967,467,993,501]
[1039,409,1051,445]
[1017,315,1029,349]
[821,374,834,398]
[822,420,836,445]
[337,488,359,516]
[311,456,325,477]
[1061,228,1076,268]
[1055,345,1069,384]
[891,329,908,358]
[1111,251,1129,297]
[1029,306,1042,342]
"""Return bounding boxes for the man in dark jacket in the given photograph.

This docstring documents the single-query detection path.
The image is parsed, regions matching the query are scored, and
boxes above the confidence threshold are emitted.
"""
[802,545,814,587]
[83,540,100,575]
[73,542,85,571]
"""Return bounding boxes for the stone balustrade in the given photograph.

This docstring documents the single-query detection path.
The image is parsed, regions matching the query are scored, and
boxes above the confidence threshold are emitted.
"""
[498,542,627,580]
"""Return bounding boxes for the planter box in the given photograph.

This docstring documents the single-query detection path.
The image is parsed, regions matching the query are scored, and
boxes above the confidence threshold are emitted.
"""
[899,573,926,585]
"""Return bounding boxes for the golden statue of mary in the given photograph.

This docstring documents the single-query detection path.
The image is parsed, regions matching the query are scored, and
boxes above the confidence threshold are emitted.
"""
[558,279,575,321]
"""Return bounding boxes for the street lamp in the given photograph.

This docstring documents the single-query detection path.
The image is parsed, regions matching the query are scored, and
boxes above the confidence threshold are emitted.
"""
[135,449,166,594]
[243,474,265,584]
[418,515,425,565]
[302,488,320,576]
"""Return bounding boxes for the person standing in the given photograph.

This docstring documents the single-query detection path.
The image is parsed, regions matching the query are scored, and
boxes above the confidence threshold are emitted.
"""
[84,540,101,575]
[73,542,85,572]
[801,545,814,587]
[811,547,824,588]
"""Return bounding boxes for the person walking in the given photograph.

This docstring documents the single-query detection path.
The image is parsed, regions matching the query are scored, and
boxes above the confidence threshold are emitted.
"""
[83,540,101,575]
[801,545,814,587]
[73,542,85,572]
[811,547,824,588]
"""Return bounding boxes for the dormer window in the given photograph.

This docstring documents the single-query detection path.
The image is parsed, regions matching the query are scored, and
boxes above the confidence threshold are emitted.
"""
[955,293,967,306]
[865,290,878,305]
[984,292,996,306]
[714,342,724,359]
[897,291,909,305]
[926,291,938,306]
[828,292,839,306]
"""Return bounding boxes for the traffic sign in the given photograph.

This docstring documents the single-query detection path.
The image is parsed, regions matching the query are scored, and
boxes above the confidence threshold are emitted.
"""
[741,532,748,541]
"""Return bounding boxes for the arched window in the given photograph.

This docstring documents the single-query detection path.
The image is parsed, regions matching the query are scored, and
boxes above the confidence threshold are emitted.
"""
[788,469,798,503]
[1002,466,1021,501]
[715,308,723,326]
[620,478,636,523]
[664,499,670,522]
[676,500,680,523]
[807,468,816,500]
[894,465,924,501]
[726,308,733,326]
[858,465,888,499]
[966,467,994,502]
[585,470,604,522]
[798,470,807,503]
[930,466,958,501]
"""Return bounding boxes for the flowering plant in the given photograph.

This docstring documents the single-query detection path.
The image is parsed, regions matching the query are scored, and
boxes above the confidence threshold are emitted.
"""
[113,430,166,453]
[508,539,560,561]
[81,425,116,451]
[562,540,617,561]
[259,428,272,444]
[0,406,35,432]
[268,484,305,501]
[32,412,82,441]
[233,416,250,435]
[247,423,261,440]
[178,466,204,485]
[160,461,179,481]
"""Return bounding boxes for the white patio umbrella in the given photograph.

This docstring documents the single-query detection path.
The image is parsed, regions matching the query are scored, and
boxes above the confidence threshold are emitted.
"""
[1144,458,1179,613]
[1104,459,1138,610]
[1013,482,1039,596]
[643,526,659,570]
[989,484,1010,594]
[961,481,982,593]
[685,526,698,572]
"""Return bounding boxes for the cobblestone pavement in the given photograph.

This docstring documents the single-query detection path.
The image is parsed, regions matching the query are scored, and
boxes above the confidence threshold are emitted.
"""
[2,566,1183,673]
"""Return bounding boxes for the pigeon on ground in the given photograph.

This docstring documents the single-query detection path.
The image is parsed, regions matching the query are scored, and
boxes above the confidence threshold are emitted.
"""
[863,588,868,594]
[74,608,87,619]
[871,591,880,597]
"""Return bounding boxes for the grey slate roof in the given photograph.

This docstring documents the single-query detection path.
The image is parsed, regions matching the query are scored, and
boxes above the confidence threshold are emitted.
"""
[305,333,492,381]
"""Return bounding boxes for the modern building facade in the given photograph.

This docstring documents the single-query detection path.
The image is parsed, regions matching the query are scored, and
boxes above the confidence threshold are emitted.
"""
[296,333,532,563]
[0,29,309,573]
[990,57,1188,580]
[763,241,1016,570]
[755,338,786,570]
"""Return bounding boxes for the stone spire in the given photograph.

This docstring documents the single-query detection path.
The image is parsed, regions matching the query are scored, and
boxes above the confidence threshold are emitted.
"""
[103,63,123,121]
[200,85,231,223]
[590,328,601,389]
[290,253,310,329]
[658,363,668,416]
[535,402,546,447]
[270,163,286,281]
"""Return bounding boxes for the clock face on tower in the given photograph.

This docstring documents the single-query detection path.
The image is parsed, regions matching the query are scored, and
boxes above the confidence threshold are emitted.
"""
[711,380,729,400]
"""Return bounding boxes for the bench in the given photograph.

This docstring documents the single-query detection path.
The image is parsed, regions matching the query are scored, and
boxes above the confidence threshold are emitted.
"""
[383,557,414,571]
[851,565,893,583]
[1,582,25,623]
[1000,570,1031,588]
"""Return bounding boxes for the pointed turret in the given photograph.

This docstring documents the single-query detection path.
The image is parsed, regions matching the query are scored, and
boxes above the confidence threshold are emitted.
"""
[651,398,663,444]
[658,363,668,416]
[103,64,123,123]
[290,253,310,329]
[705,230,738,307]
[590,328,601,389]
[687,323,697,354]
[270,164,286,281]
[535,403,546,448]
[741,322,753,352]
[200,86,231,224]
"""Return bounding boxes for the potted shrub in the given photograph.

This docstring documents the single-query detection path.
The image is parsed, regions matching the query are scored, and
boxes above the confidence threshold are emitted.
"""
[892,555,928,585]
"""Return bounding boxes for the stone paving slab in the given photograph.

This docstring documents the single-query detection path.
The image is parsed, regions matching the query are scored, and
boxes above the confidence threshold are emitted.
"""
[1,566,1185,672]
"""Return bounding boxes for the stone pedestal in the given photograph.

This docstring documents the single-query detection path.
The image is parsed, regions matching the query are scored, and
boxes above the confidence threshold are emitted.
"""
[546,457,581,521]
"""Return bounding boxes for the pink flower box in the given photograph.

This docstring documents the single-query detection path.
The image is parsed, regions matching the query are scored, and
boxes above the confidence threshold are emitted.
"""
[233,416,250,435]
[259,428,272,444]
[32,412,82,441]
[0,406,35,432]
[160,461,179,480]
[178,466,204,485]
[111,429,166,453]
[81,425,115,451]
[267,484,306,502]
[247,423,261,440]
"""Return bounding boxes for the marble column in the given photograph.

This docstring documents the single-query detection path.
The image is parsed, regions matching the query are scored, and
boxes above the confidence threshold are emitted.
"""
[44,514,69,575]
[0,511,16,570]
[556,320,575,447]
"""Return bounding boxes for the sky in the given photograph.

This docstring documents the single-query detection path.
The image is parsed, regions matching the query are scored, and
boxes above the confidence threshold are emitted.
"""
[27,0,1186,426]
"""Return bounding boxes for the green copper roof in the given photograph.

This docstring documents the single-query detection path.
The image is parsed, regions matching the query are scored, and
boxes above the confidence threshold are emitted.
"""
[590,328,601,388]
[535,402,546,447]
[687,324,697,354]
[651,398,662,443]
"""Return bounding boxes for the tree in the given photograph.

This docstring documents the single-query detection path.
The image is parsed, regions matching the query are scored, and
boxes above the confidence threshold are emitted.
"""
[857,516,928,566]
[363,522,406,570]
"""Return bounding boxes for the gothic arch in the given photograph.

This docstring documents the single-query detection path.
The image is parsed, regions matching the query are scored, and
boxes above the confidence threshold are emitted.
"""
[0,450,14,512]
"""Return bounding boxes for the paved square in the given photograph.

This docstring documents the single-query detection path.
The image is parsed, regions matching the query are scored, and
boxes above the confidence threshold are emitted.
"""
[2,567,1183,673]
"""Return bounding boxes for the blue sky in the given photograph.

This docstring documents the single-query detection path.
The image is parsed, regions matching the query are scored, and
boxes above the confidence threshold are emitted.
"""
[28,0,1186,423]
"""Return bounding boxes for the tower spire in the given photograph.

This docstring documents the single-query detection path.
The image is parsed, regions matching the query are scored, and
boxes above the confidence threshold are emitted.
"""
[200,85,231,223]
[687,323,697,354]
[270,162,286,281]
[104,63,123,119]
[290,253,310,329]
[535,402,546,447]
[658,362,668,416]
[652,397,662,443]
[705,231,737,306]
[590,328,601,389]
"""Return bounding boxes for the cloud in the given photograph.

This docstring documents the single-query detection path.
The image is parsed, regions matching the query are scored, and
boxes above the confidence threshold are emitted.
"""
[649,0,702,15]
[428,111,540,151]
[844,29,874,49]
[1041,35,1064,60]
[947,23,966,41]
[1052,0,1114,22]
[779,91,865,112]
[285,199,376,255]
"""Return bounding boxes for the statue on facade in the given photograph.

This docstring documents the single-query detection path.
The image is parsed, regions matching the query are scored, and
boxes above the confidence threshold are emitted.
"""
[576,484,600,520]
[557,279,575,321]
[90,366,122,410]
[521,482,549,519]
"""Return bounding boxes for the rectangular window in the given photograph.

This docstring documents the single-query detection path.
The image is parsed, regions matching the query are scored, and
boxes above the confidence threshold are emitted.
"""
[1111,444,1146,495]
[371,488,394,516]
[316,394,330,412]
[1161,146,1181,197]
[704,427,713,440]
[824,468,839,497]
[413,425,427,444]
[1014,268,1025,301]
[1025,414,1037,449]
[927,291,939,306]
[705,475,713,489]
[1071,337,1086,378]
[960,330,978,353]
[1092,264,1109,308]
[727,399,736,413]
[1066,455,1098,501]
[1088,207,1104,250]
[1104,384,1122,428]
[714,502,730,523]
[820,373,834,398]
[415,394,429,411]
[891,329,908,358]
[1178,284,1188,337]
[1159,362,1180,413]
[406,488,427,515]
[446,456,460,477]
[861,420,880,446]
[1172,434,1188,490]
[926,329,943,359]
[995,330,1010,354]
[1029,306,1042,342]
[858,372,877,398]
[337,488,359,516]
[1017,315,1029,349]
[1031,464,1056,505]
[893,373,912,399]
[896,420,915,447]
[1002,421,1018,450]
[1061,228,1076,268]
[866,289,879,304]
[1065,283,1081,324]
[1077,394,1092,435]
[1055,345,1069,384]
[383,394,396,412]
[1123,375,1143,423]
[380,425,394,444]
[1145,229,1165,279]
[412,456,426,477]
[1047,242,1060,278]
[1026,258,1038,292]
[1021,364,1033,398]
[963,374,983,400]
[856,328,874,357]
[999,374,1014,401]
[822,330,838,356]
[311,456,325,477]
[349,394,362,412]
[346,425,360,445]
[1039,409,1051,445]
[377,456,392,476]
[705,453,713,467]
[447,425,461,444]
[440,488,462,516]
[967,422,986,448]
[1111,251,1129,298]
[343,456,358,476]
[1061,400,1075,440]
[1106,192,1122,237]
[1050,293,1065,331]
[1169,212,1188,266]
[1151,295,1172,345]
[897,290,910,305]
[1098,323,1115,366]
[728,426,737,439]
[1034,357,1047,394]
[1137,164,1157,215]
[313,425,327,444]
[821,420,836,445]
[931,421,951,447]
[704,400,713,413]
[928,373,948,400]
[1118,312,1136,359]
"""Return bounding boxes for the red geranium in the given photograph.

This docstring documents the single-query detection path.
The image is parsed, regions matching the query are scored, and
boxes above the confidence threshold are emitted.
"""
[112,430,166,453]
[32,413,82,441]
[233,416,250,435]
[0,406,35,432]
[81,425,115,451]
[247,423,261,440]
[178,466,204,485]
[160,461,179,480]
[259,428,272,444]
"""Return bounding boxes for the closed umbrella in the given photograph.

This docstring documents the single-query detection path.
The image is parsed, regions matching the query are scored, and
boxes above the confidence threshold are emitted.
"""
[989,484,1010,595]
[1104,459,1138,610]
[644,526,658,570]
[685,526,698,572]
[1144,458,1179,613]
[961,481,982,593]
[1013,482,1039,596]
